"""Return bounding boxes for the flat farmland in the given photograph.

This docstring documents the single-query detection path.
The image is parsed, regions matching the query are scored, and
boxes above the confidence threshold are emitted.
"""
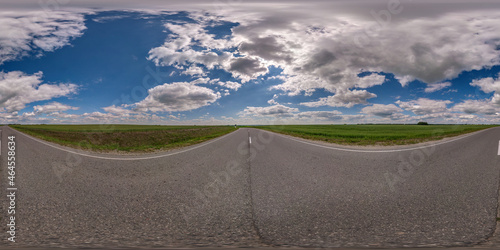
[9,124,237,152]
[250,124,498,146]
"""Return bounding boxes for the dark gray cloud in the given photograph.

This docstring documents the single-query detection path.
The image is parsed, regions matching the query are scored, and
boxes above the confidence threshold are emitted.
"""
[239,36,292,62]
[302,50,337,72]
[3,0,500,18]
[228,57,268,79]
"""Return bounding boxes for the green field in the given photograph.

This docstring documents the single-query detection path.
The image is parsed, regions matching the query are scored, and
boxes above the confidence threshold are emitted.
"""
[249,124,498,146]
[10,124,237,152]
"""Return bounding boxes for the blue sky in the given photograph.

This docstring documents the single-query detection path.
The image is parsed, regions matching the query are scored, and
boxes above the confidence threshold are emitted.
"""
[1,0,500,124]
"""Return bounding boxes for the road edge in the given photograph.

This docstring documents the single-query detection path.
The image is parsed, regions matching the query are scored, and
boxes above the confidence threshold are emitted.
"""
[5,125,241,161]
[250,126,498,153]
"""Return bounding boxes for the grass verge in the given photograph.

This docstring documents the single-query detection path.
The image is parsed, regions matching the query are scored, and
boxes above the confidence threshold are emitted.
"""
[10,124,237,153]
[248,124,498,146]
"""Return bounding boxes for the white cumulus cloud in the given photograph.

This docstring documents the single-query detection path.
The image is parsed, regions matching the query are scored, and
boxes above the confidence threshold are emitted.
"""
[135,82,221,112]
[240,104,299,117]
[301,90,377,108]
[0,71,78,112]
[424,82,452,93]
[361,104,403,118]
[296,110,343,121]
[33,101,79,113]
[396,98,452,115]
[471,76,500,93]
[0,10,88,64]
[452,99,499,115]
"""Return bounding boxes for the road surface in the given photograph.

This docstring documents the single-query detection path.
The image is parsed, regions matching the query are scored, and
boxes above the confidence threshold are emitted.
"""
[1,125,500,248]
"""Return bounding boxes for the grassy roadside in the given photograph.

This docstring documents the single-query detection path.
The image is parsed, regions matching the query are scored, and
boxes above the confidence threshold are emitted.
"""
[9,124,237,153]
[247,124,498,146]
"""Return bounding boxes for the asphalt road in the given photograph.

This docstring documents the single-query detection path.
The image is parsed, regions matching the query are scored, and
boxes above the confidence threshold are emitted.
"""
[1,125,500,248]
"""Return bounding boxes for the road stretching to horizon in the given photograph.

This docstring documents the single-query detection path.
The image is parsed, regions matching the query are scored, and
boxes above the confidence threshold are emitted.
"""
[1,125,500,248]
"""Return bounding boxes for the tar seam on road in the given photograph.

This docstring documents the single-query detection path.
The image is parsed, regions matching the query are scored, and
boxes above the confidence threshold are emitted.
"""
[246,129,266,246]
[9,127,240,161]
[489,168,500,245]
[266,127,496,153]
[482,151,500,247]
